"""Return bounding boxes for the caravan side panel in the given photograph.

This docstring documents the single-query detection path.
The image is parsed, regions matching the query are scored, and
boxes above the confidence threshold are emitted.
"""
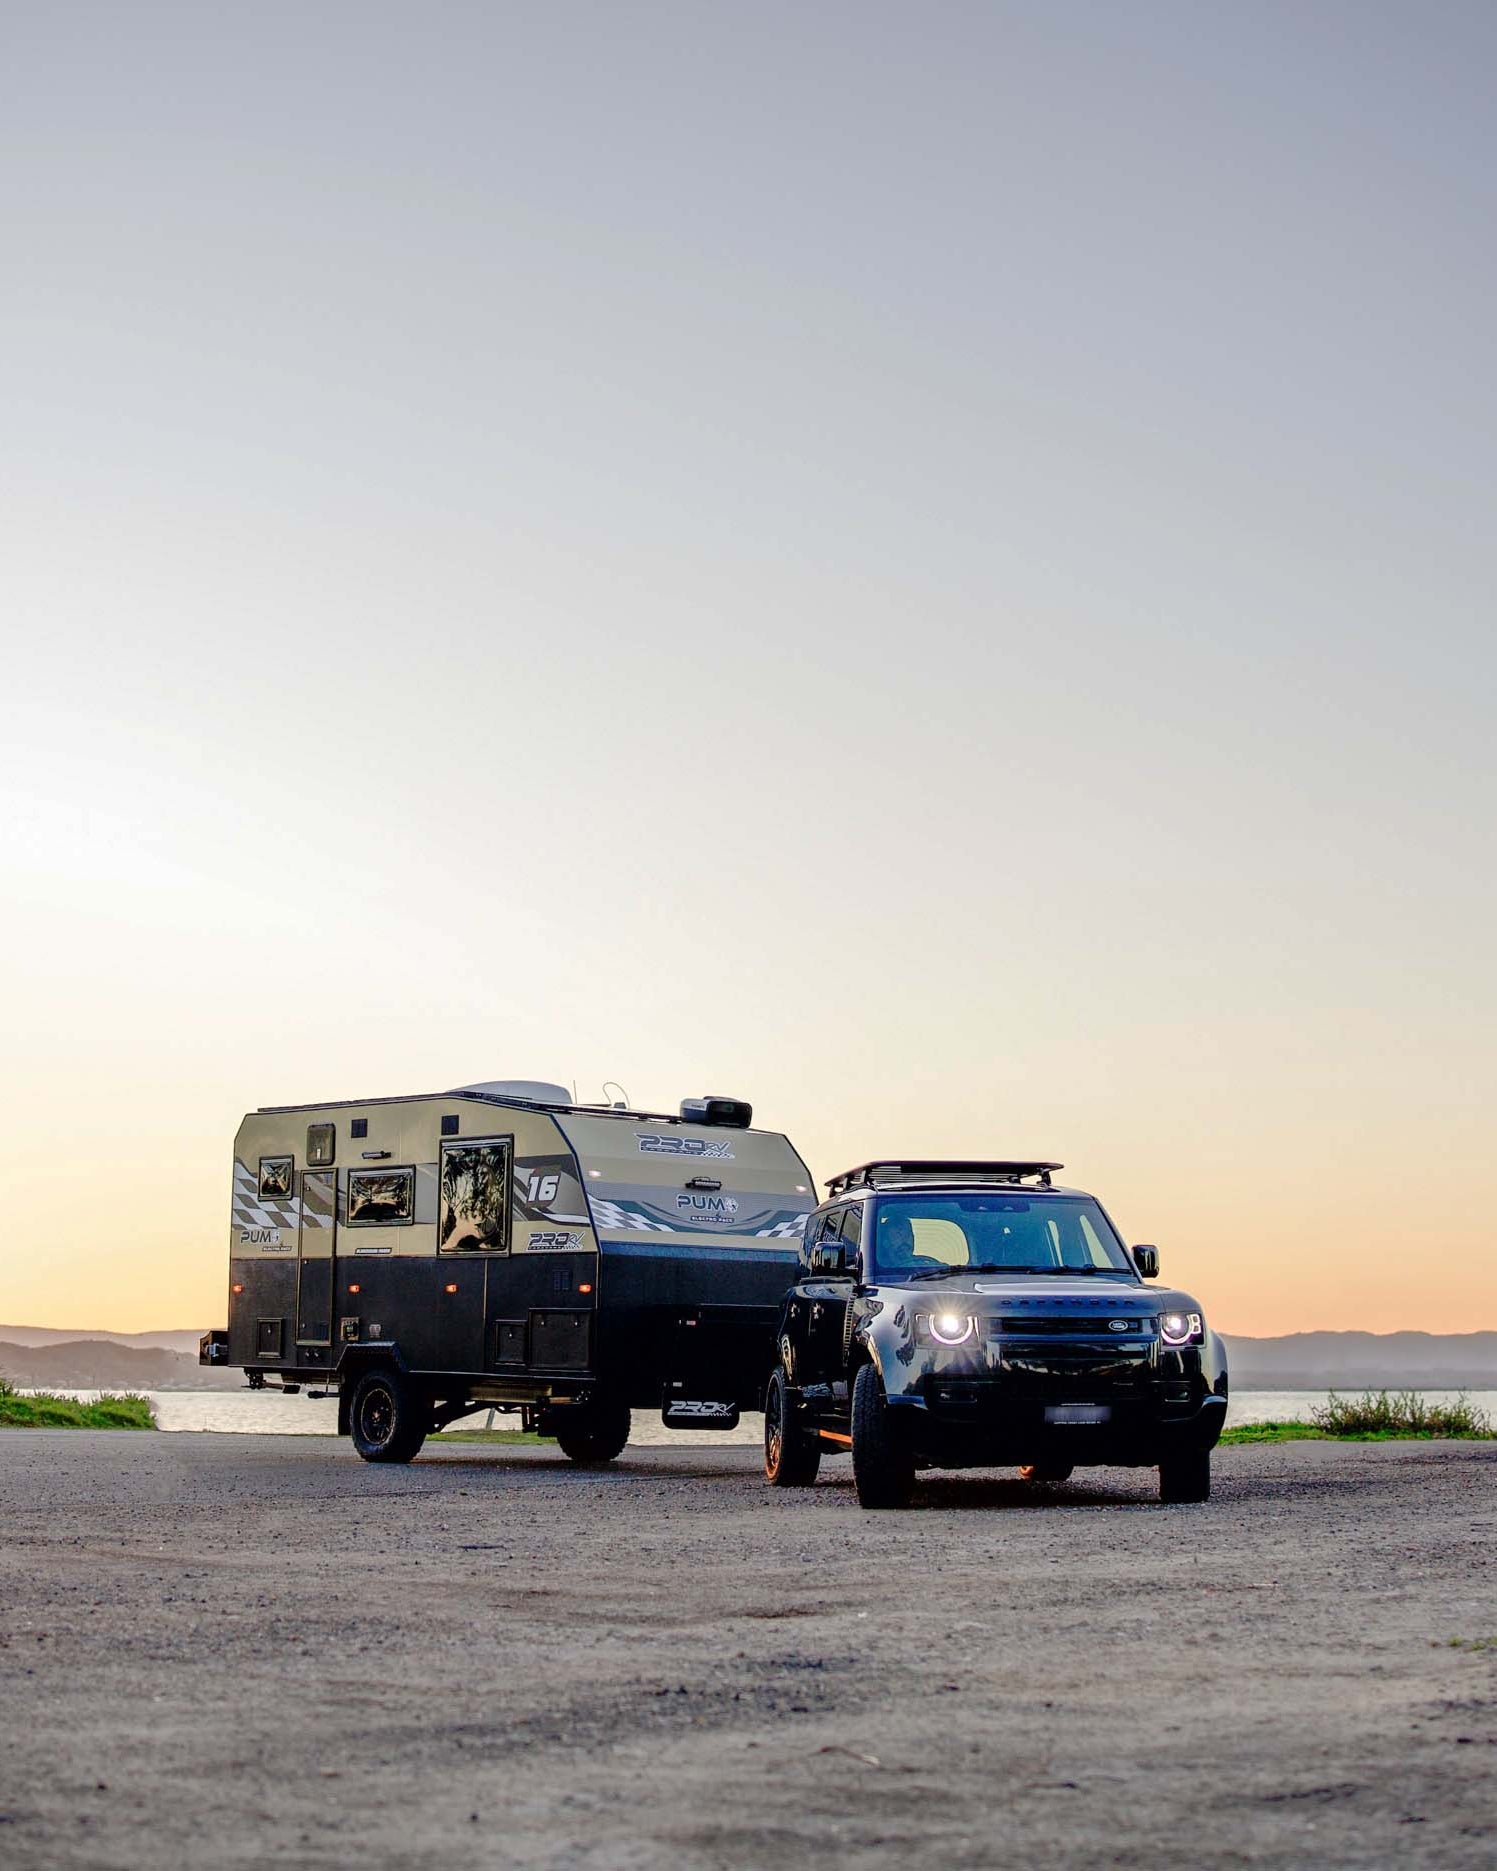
[557,1114,815,1407]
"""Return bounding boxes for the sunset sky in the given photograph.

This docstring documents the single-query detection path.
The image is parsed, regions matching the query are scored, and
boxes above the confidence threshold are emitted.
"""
[3,3,1494,1339]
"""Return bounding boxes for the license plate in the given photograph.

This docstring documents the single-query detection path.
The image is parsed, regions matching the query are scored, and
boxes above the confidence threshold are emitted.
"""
[1045,1403,1111,1425]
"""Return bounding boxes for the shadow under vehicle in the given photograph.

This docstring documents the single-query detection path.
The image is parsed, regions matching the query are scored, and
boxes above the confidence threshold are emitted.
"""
[764,1160,1227,1509]
[201,1080,815,1464]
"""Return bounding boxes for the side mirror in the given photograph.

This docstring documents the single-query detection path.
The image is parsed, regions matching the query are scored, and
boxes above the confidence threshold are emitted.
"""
[1132,1244,1159,1279]
[810,1240,848,1276]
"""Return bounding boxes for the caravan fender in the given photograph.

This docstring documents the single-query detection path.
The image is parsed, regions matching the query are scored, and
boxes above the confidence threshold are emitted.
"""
[333,1345,412,1435]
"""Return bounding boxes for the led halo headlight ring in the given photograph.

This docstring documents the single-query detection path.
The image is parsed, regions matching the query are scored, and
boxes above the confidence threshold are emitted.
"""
[1159,1310,1203,1347]
[925,1310,978,1347]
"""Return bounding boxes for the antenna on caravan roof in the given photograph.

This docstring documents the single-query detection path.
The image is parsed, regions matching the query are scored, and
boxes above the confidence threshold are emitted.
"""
[601,1080,630,1110]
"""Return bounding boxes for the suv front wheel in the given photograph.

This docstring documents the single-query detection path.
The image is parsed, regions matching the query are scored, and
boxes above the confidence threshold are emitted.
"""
[851,1364,915,1509]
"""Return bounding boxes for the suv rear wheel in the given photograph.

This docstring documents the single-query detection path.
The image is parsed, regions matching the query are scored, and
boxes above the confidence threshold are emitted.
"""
[348,1367,428,1464]
[764,1368,821,1487]
[851,1364,914,1510]
[1158,1451,1211,1504]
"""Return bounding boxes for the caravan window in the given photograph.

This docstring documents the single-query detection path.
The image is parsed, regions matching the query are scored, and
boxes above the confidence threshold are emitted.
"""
[307,1124,335,1166]
[347,1167,415,1226]
[258,1156,293,1199]
[439,1140,513,1253]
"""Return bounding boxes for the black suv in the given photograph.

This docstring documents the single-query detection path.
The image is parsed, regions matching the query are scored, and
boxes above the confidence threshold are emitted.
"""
[765,1160,1227,1509]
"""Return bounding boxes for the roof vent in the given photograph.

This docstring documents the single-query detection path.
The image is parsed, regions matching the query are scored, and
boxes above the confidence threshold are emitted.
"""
[680,1095,753,1129]
[453,1079,572,1106]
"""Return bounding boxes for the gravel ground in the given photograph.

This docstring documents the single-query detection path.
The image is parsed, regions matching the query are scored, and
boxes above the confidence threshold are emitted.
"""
[2,1432,1495,1870]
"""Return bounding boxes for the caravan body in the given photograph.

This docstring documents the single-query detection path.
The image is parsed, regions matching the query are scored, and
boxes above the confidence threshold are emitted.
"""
[205,1083,815,1460]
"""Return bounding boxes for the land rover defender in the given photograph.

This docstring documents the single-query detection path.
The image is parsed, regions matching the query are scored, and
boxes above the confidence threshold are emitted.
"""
[764,1160,1226,1509]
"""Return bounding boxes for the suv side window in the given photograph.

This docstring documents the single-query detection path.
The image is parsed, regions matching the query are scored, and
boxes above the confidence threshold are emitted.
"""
[839,1205,863,1251]
[802,1208,836,1270]
[806,1208,846,1274]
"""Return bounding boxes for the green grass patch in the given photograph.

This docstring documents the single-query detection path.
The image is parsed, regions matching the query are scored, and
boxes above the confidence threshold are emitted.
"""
[1314,1389,1492,1437]
[1220,1421,1330,1444]
[437,1428,553,1445]
[1443,1637,1497,1654]
[1221,1390,1493,1446]
[0,1377,156,1430]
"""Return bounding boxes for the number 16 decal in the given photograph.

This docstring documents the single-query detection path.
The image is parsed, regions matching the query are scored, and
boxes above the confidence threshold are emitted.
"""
[525,1172,560,1204]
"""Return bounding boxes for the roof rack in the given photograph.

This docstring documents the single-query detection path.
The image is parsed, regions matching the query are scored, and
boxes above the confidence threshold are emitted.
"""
[825,1160,1064,1198]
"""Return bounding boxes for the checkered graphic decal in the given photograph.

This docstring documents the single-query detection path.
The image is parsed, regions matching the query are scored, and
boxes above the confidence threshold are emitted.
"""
[232,1160,305,1234]
[755,1215,809,1240]
[588,1198,678,1233]
[232,1161,336,1237]
[588,1196,809,1239]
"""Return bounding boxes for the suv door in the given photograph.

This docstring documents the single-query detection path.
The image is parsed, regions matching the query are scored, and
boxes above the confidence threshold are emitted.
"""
[805,1207,856,1382]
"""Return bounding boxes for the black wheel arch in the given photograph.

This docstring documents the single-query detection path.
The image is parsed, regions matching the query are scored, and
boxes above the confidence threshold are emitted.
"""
[335,1345,411,1436]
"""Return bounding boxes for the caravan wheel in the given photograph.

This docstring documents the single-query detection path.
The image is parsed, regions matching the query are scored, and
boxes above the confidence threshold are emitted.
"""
[348,1368,428,1464]
[553,1396,631,1465]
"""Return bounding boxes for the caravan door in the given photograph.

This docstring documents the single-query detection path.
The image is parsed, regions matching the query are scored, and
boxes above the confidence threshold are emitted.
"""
[436,1137,511,1370]
[295,1169,338,1358]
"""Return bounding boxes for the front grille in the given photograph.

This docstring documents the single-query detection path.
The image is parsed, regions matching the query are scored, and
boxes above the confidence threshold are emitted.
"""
[995,1315,1153,1336]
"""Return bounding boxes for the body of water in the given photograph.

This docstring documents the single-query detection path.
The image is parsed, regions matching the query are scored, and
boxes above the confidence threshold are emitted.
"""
[21,1387,1497,1444]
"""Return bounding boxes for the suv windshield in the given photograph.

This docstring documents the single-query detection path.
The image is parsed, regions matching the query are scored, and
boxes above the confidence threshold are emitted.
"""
[869,1193,1135,1280]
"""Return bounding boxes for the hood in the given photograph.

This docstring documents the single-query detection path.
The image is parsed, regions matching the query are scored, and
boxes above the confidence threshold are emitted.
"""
[883,1273,1158,1311]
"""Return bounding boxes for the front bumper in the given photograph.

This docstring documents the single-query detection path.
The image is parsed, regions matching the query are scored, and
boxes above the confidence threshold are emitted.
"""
[882,1346,1228,1466]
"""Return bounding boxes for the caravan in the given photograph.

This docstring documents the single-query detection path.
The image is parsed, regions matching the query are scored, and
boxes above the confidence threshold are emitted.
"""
[201,1081,815,1462]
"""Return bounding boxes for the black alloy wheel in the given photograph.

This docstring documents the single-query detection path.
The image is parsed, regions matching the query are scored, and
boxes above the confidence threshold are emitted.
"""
[348,1367,428,1464]
[1158,1450,1211,1504]
[1018,1464,1074,1484]
[553,1394,632,1465]
[851,1363,915,1510]
[763,1368,821,1487]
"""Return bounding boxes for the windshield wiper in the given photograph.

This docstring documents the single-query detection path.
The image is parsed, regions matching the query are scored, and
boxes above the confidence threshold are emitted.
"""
[897,1263,1034,1280]
[1022,1266,1127,1277]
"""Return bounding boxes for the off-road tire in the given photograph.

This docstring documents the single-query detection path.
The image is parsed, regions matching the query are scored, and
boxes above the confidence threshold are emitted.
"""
[764,1368,821,1487]
[1158,1451,1211,1504]
[553,1396,631,1466]
[348,1367,428,1464]
[851,1364,915,1509]
[1018,1464,1074,1484]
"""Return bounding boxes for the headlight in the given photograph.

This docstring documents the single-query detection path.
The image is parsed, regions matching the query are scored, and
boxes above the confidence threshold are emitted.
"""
[1159,1310,1203,1347]
[916,1311,978,1347]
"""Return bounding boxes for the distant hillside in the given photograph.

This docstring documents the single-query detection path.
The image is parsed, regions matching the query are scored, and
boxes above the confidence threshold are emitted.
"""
[2,1325,1493,1394]
[0,1339,240,1391]
[1222,1332,1497,1390]
[0,1325,205,1355]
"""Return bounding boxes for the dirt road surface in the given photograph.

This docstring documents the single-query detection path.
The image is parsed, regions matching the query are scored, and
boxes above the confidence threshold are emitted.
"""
[2,1432,1495,1869]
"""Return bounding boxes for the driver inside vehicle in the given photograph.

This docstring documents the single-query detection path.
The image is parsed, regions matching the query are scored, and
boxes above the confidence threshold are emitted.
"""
[873,1195,1135,1275]
[872,1209,959,1272]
